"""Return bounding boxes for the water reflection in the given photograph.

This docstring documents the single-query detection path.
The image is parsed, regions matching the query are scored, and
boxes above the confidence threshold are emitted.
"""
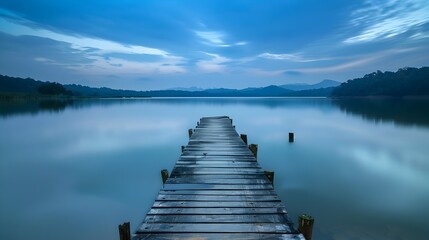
[332,98,429,128]
[2,97,429,128]
[1,97,428,240]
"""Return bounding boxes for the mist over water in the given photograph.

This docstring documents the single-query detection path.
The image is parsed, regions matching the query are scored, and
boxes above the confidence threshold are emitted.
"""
[0,97,428,240]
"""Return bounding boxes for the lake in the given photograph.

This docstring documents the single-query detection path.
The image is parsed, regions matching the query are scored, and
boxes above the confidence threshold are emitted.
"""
[0,97,428,240]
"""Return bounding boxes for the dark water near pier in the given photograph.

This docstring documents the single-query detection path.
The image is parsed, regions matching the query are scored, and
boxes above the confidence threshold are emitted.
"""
[0,97,428,240]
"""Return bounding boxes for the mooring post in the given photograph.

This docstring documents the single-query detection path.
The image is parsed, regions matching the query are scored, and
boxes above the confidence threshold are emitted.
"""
[298,214,314,240]
[240,134,248,144]
[188,128,193,138]
[264,170,274,187]
[249,144,258,159]
[181,145,185,153]
[230,118,233,125]
[289,132,294,143]
[118,222,130,240]
[197,121,200,126]
[161,169,169,185]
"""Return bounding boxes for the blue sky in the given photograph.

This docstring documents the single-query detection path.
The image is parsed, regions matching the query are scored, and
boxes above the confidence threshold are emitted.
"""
[0,0,428,90]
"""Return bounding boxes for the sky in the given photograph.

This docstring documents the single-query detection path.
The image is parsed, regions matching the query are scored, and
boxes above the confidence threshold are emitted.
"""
[0,0,428,90]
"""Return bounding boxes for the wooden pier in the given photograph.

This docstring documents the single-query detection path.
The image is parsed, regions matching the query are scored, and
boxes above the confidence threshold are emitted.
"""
[131,116,307,240]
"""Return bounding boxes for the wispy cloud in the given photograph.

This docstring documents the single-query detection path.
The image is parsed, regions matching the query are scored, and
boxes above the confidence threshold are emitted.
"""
[258,52,331,62]
[194,30,247,47]
[196,52,230,73]
[250,47,418,76]
[298,57,378,74]
[0,17,169,56]
[344,0,429,44]
[0,11,187,75]
[69,56,187,75]
[289,48,418,74]
[195,31,224,45]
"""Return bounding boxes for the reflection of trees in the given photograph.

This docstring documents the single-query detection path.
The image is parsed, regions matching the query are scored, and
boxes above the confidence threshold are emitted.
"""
[0,97,333,117]
[332,98,429,128]
[38,100,73,112]
[2,98,429,129]
[0,99,75,118]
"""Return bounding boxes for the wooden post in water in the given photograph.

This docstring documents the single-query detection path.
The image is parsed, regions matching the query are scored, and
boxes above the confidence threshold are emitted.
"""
[264,170,274,187]
[197,121,200,126]
[289,132,294,143]
[161,169,169,185]
[181,145,185,153]
[118,222,130,240]
[298,214,314,240]
[249,144,258,159]
[240,134,248,144]
[188,128,193,138]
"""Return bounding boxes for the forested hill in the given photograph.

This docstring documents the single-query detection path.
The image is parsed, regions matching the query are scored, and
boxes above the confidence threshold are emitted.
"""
[0,74,334,97]
[332,67,429,97]
[0,75,149,98]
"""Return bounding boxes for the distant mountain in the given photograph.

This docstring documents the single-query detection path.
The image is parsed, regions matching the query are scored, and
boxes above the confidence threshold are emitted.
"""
[64,84,149,97]
[332,67,429,97]
[280,79,340,91]
[284,87,336,97]
[147,86,294,97]
[167,87,204,92]
[1,74,335,98]
[154,82,338,97]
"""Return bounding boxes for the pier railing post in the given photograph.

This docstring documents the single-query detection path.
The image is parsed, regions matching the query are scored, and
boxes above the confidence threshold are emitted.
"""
[181,145,185,153]
[249,144,258,159]
[264,170,274,187]
[118,222,130,240]
[188,128,193,138]
[161,169,169,185]
[289,132,294,143]
[298,214,314,240]
[240,134,248,144]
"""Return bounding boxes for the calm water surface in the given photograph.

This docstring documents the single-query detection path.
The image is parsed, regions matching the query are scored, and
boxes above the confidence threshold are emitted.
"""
[0,98,428,240]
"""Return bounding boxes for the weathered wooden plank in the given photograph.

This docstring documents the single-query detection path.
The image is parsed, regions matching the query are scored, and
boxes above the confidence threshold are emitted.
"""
[133,233,304,240]
[175,161,260,166]
[183,147,250,151]
[162,184,273,190]
[191,135,240,138]
[152,201,285,208]
[137,223,293,233]
[188,140,245,144]
[173,165,260,169]
[168,174,266,179]
[179,156,256,161]
[183,148,251,152]
[171,170,264,176]
[172,167,263,173]
[166,178,270,185]
[147,207,286,215]
[181,152,254,157]
[159,190,277,196]
[156,194,280,202]
[143,214,291,223]
[182,151,253,156]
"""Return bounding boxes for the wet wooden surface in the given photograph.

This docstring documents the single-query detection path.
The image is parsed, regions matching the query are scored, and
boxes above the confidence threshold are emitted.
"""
[134,116,303,239]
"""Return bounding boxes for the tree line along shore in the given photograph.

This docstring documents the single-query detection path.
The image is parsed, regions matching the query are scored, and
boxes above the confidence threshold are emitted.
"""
[1,66,428,99]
